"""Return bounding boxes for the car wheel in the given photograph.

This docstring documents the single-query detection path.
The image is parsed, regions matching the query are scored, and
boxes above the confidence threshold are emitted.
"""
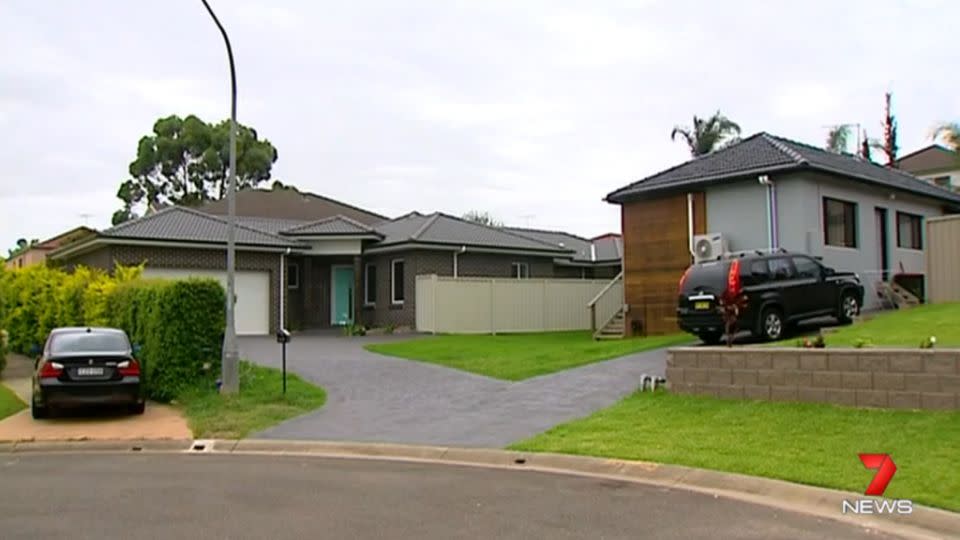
[699,332,723,346]
[31,400,49,420]
[128,402,145,415]
[760,307,785,341]
[838,293,859,325]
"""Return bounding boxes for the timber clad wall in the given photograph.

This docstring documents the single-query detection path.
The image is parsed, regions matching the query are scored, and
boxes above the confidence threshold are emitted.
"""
[621,192,704,335]
[666,347,960,410]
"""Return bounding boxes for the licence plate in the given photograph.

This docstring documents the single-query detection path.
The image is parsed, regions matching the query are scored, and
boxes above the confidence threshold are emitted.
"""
[77,367,104,376]
[694,301,711,310]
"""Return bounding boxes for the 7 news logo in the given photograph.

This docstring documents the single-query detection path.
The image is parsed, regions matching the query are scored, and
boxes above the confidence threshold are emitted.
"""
[841,453,913,515]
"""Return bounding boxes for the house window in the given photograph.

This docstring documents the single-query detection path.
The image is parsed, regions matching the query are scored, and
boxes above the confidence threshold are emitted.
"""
[287,262,299,289]
[896,212,923,250]
[364,263,377,305]
[391,259,405,304]
[511,262,530,279]
[823,197,858,248]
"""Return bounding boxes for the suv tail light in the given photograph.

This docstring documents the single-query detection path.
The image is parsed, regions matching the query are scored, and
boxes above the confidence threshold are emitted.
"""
[678,267,693,294]
[39,361,64,379]
[118,359,141,377]
[727,259,742,297]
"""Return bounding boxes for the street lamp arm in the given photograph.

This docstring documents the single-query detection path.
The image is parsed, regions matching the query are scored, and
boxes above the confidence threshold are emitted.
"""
[200,0,237,120]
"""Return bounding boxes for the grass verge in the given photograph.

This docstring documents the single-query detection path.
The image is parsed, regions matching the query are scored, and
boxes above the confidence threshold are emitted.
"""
[510,391,960,511]
[0,383,26,421]
[365,331,692,380]
[177,361,326,439]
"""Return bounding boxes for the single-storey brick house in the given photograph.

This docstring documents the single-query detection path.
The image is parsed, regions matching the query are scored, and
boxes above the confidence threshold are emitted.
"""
[48,187,621,335]
[605,132,960,336]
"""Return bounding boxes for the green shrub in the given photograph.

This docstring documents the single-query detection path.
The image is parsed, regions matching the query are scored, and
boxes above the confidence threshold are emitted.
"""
[141,279,225,400]
[0,265,224,400]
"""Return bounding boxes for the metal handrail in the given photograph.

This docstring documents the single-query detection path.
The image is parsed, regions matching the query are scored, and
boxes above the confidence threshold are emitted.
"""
[587,271,624,307]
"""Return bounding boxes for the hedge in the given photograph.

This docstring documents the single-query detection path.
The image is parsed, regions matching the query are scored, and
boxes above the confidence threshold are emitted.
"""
[0,264,225,400]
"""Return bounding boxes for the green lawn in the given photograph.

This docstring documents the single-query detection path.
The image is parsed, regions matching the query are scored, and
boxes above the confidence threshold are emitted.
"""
[0,383,26,421]
[177,361,326,439]
[365,331,692,380]
[511,391,960,511]
[824,303,960,348]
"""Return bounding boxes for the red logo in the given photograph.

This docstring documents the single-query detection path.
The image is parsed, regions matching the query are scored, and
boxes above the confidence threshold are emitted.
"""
[859,453,897,496]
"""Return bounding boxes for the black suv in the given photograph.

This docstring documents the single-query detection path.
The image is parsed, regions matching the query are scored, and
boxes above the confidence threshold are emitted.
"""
[677,251,864,344]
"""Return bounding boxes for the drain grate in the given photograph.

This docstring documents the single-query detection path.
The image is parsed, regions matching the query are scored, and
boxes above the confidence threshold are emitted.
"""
[187,439,215,453]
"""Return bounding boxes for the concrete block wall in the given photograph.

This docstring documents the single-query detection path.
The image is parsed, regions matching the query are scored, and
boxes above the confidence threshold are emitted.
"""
[666,348,960,410]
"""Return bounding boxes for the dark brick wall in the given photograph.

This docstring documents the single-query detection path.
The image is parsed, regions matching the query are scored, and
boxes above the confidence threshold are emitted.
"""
[666,348,960,410]
[60,246,114,272]
[457,252,553,278]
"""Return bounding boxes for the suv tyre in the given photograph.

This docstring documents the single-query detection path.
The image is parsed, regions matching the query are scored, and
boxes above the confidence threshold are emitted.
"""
[838,292,859,324]
[759,307,784,341]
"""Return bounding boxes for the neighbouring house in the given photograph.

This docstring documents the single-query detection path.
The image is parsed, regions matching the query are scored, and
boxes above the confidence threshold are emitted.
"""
[605,132,960,336]
[895,144,960,191]
[47,187,621,335]
[4,226,95,269]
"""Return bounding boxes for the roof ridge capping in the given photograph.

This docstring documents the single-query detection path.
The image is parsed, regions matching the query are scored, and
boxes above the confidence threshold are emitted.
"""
[761,132,807,164]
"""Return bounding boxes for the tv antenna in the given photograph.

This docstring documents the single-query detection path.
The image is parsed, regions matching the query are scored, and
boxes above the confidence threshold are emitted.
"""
[78,213,93,225]
[519,214,535,227]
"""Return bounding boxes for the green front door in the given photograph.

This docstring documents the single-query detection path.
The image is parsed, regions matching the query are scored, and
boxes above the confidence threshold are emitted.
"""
[332,266,355,326]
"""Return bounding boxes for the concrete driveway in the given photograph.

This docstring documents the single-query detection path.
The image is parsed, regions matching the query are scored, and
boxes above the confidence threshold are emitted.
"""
[240,333,666,447]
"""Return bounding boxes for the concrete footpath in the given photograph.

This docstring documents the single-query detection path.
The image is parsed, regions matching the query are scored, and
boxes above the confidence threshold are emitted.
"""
[0,354,191,442]
[4,438,957,540]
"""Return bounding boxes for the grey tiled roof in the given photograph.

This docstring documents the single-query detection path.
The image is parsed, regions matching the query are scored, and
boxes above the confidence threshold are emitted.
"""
[236,217,311,235]
[606,132,960,204]
[102,206,302,247]
[282,215,381,236]
[372,213,572,253]
[506,227,623,263]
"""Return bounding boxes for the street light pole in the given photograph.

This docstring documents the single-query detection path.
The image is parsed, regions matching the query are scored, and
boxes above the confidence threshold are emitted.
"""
[201,0,239,394]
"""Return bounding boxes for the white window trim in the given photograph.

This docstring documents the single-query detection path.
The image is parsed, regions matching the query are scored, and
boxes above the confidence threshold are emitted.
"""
[511,262,530,279]
[287,262,299,289]
[391,259,405,305]
[364,263,376,306]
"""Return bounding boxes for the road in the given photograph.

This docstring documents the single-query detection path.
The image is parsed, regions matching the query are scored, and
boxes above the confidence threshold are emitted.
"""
[0,453,901,540]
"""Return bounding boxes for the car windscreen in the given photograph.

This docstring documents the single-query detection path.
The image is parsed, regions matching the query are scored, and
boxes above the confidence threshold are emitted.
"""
[50,332,130,355]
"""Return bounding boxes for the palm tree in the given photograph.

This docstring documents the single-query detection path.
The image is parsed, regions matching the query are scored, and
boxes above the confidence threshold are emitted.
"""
[670,111,742,157]
[826,125,851,153]
[933,122,960,152]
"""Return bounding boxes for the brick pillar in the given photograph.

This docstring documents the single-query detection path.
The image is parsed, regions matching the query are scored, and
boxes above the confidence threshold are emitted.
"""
[353,255,362,324]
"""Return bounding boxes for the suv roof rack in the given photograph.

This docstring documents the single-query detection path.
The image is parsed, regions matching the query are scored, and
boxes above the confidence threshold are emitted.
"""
[721,247,790,259]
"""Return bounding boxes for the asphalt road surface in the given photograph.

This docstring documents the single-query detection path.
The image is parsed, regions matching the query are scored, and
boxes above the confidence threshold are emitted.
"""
[0,453,901,540]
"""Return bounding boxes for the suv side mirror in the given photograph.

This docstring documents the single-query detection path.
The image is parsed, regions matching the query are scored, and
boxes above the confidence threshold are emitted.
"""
[823,267,836,277]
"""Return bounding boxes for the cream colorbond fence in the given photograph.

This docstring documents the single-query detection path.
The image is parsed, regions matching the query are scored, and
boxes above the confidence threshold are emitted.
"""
[926,215,960,303]
[415,275,620,334]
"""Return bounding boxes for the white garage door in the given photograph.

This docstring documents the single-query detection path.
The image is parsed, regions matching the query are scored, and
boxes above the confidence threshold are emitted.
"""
[141,268,271,335]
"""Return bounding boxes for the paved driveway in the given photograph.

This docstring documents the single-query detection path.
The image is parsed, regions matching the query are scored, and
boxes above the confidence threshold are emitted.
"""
[240,333,666,447]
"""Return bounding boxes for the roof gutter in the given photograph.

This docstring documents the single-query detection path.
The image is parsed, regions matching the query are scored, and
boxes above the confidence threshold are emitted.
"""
[50,236,302,260]
[363,241,570,258]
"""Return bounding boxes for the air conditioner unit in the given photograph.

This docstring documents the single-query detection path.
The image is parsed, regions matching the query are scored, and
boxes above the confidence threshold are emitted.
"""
[692,233,729,263]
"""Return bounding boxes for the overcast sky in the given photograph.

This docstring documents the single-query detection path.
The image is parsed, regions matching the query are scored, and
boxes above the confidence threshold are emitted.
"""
[2,0,958,251]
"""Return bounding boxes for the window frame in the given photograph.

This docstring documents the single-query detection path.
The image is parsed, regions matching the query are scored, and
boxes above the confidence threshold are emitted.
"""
[823,197,859,249]
[896,211,924,250]
[390,259,405,305]
[364,263,377,306]
[511,262,530,279]
[287,262,299,290]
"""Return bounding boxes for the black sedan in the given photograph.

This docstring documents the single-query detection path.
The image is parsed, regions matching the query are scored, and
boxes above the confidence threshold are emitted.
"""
[31,327,145,419]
